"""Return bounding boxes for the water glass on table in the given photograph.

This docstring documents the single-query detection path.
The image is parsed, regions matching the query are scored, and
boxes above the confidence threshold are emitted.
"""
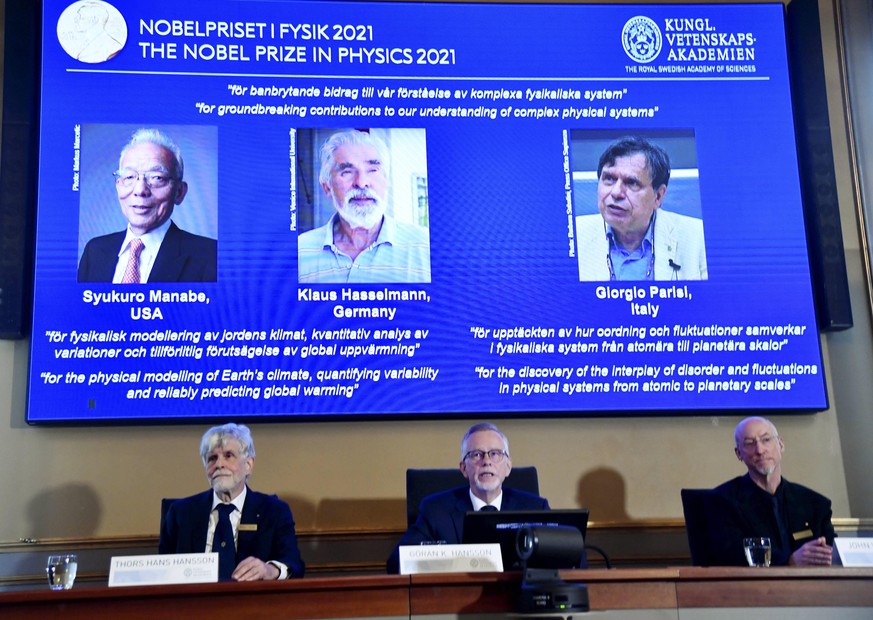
[743,537,771,567]
[46,554,78,590]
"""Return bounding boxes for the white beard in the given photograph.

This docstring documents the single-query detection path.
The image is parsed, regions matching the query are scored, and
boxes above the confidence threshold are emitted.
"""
[754,464,776,476]
[334,188,385,229]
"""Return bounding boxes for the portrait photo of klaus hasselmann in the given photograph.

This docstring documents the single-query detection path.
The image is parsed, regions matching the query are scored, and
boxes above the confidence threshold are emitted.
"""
[571,130,708,282]
[296,127,431,284]
[77,124,218,283]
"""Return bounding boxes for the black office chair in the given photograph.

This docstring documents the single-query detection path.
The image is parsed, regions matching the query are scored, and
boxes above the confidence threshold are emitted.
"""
[405,466,539,526]
[160,498,178,534]
[404,468,605,568]
[680,488,727,566]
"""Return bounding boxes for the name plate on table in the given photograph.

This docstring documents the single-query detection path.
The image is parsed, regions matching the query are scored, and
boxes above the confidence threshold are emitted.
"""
[109,552,218,586]
[835,538,873,567]
[399,543,503,574]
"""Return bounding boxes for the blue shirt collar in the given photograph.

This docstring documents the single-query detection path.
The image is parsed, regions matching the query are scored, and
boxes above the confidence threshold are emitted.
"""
[605,212,656,253]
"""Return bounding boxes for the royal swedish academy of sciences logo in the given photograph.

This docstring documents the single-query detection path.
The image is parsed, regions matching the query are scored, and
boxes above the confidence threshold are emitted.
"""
[622,16,662,63]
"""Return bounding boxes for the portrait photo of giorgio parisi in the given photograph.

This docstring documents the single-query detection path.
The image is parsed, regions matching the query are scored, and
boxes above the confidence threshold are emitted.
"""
[296,128,431,284]
[571,131,707,282]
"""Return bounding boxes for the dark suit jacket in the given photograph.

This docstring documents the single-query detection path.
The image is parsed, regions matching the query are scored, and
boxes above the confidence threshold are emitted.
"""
[702,474,835,566]
[387,486,550,573]
[78,222,217,282]
[158,488,304,578]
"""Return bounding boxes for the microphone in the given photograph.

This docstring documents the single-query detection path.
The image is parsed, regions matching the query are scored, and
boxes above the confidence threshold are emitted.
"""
[668,259,681,271]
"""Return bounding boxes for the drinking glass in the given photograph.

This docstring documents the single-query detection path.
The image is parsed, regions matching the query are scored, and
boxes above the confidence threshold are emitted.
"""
[46,554,78,590]
[743,537,772,567]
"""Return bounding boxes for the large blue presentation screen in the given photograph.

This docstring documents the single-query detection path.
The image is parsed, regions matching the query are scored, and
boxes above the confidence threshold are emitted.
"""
[27,0,828,422]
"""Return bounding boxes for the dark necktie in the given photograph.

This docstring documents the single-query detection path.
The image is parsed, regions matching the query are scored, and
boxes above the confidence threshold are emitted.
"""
[213,503,236,580]
[771,494,791,563]
[480,505,498,511]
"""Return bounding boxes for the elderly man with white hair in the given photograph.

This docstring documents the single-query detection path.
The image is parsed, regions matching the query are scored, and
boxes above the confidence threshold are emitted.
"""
[159,423,304,580]
[298,128,430,283]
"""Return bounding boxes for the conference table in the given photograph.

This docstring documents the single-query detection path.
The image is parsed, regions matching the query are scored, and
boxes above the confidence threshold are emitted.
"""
[1,567,871,619]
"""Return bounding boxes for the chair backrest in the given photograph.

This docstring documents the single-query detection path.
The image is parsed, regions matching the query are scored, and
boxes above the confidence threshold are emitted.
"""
[406,466,539,526]
[680,488,722,566]
[160,498,178,533]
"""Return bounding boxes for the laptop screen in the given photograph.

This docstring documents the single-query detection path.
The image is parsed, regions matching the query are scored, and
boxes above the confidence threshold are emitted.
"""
[462,509,590,570]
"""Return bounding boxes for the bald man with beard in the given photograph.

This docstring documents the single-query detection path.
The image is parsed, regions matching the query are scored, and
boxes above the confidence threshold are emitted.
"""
[702,416,835,566]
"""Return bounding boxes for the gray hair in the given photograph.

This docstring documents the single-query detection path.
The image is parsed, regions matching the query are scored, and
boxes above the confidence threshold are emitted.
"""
[461,422,510,458]
[119,128,185,180]
[318,129,389,187]
[733,416,779,449]
[200,423,255,464]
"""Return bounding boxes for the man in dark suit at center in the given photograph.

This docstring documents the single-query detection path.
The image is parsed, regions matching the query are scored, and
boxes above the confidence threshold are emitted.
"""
[159,423,304,580]
[78,128,216,283]
[387,422,550,573]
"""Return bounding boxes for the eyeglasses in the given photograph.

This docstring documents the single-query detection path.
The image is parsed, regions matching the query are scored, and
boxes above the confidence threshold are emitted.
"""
[463,449,508,464]
[740,435,778,451]
[114,168,177,189]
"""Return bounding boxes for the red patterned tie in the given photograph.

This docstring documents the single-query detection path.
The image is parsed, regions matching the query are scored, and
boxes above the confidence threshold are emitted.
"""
[121,238,144,284]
